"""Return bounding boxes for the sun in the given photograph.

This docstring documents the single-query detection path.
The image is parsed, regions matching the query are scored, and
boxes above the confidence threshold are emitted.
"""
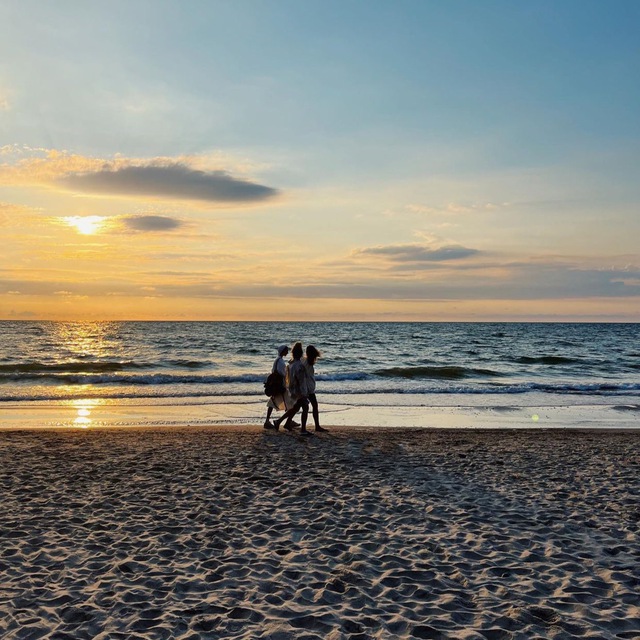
[64,215,108,235]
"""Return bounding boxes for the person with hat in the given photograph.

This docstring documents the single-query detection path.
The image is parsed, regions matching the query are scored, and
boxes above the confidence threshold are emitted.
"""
[264,344,291,429]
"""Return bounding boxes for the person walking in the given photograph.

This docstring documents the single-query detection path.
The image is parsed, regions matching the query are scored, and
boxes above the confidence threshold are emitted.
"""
[264,345,289,429]
[273,342,309,435]
[303,345,328,432]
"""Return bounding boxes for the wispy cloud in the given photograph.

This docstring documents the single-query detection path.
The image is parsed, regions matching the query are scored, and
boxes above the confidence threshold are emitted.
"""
[0,201,42,227]
[383,202,511,219]
[2,260,640,303]
[355,242,481,263]
[0,84,10,111]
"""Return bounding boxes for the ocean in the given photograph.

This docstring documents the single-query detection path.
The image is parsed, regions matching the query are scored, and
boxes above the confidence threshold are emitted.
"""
[1,321,639,429]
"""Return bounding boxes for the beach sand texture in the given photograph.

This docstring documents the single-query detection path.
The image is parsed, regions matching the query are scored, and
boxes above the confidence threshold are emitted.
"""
[1,427,639,640]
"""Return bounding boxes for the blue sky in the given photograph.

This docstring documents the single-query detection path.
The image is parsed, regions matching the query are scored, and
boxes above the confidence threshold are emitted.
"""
[1,1,639,320]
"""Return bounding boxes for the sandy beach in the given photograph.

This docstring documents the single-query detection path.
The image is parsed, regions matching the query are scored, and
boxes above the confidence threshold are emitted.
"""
[0,427,638,640]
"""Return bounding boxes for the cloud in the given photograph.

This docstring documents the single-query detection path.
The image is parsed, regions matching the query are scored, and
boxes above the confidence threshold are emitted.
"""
[0,149,279,205]
[2,259,640,304]
[59,164,279,203]
[0,86,10,111]
[57,213,186,234]
[0,201,39,225]
[357,243,480,263]
[612,277,640,287]
[385,202,510,218]
[122,215,183,231]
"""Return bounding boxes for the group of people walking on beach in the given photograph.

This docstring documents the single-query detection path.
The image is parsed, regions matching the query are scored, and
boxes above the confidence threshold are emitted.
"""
[264,342,328,435]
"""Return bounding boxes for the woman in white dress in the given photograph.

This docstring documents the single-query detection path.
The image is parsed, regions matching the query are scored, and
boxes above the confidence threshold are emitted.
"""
[264,344,290,429]
[274,342,310,434]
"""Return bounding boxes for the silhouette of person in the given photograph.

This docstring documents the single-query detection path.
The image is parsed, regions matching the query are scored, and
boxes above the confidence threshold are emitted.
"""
[274,341,310,435]
[264,345,289,429]
[303,345,328,432]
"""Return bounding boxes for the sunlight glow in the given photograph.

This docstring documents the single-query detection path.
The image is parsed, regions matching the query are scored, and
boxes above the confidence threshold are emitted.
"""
[64,215,109,235]
[70,399,101,428]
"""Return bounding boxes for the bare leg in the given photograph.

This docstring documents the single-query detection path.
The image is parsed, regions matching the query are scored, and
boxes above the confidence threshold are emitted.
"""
[309,393,319,427]
[264,404,276,429]
[274,401,301,430]
[299,401,309,432]
[308,393,327,432]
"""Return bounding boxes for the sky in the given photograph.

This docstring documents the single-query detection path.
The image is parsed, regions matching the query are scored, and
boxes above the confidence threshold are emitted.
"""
[1,0,639,321]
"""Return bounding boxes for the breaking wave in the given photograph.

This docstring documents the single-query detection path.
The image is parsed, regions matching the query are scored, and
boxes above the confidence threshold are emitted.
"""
[374,366,504,379]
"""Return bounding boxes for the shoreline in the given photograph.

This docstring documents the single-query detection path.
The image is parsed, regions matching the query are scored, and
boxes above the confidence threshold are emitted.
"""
[1,423,640,432]
[1,428,638,639]
[1,395,639,431]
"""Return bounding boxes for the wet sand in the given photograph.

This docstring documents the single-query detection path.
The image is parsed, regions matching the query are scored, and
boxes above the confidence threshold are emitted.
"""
[1,426,638,639]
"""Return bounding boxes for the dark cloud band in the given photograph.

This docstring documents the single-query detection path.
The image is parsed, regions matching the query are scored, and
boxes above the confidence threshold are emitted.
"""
[3,263,640,300]
[123,215,182,231]
[358,244,480,262]
[58,164,278,203]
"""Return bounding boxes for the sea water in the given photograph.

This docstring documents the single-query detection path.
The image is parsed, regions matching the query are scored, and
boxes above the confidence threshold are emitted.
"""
[0,321,639,429]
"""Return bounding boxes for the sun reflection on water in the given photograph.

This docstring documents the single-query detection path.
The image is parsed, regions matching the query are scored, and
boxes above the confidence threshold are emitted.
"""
[67,398,103,428]
[43,323,127,427]
[51,321,123,361]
